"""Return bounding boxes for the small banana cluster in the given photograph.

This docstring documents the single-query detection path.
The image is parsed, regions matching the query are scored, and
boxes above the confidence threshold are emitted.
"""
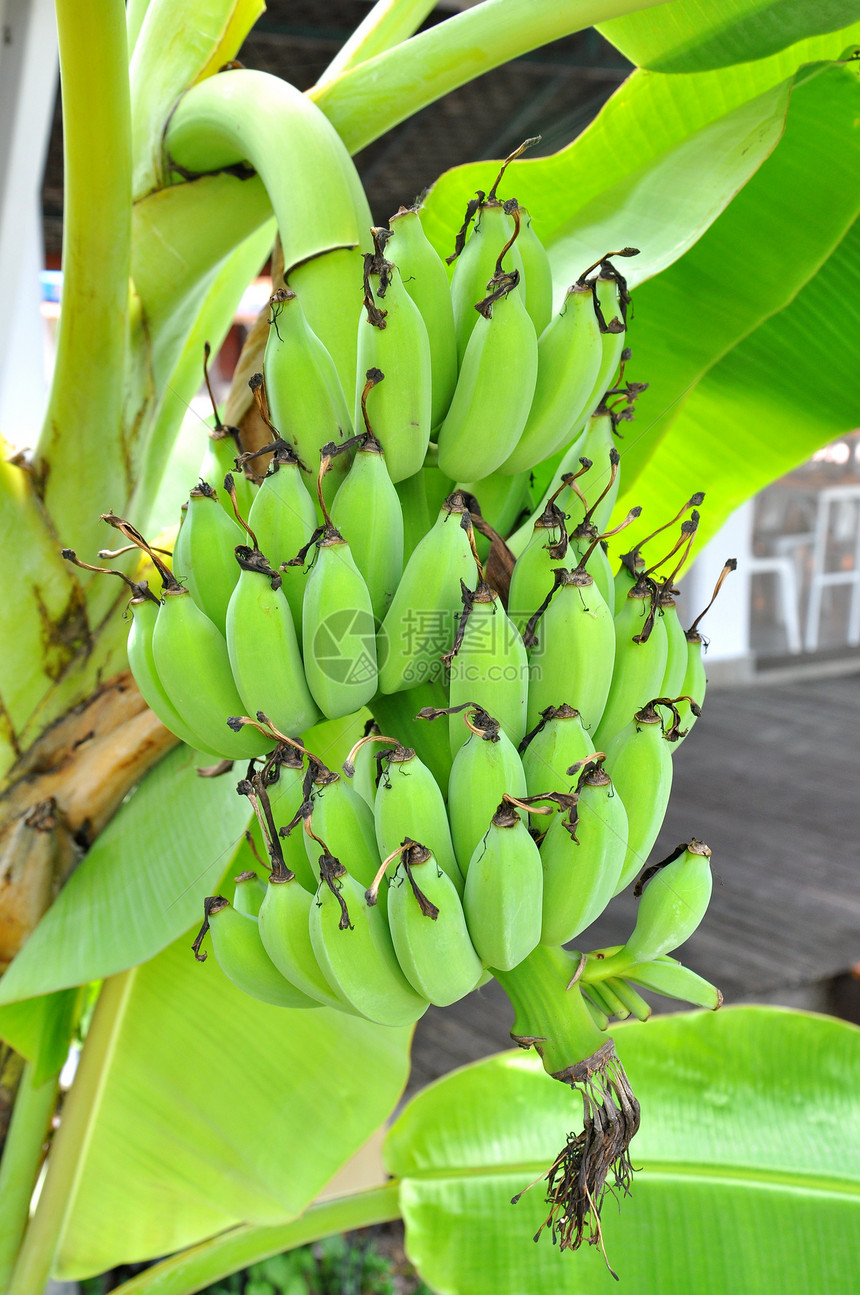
[65,144,739,1260]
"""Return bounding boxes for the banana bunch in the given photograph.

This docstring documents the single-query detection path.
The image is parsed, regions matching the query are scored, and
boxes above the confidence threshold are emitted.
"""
[67,143,742,1259]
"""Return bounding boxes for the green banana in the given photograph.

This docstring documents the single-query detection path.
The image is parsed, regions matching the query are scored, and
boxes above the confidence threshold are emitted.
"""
[675,559,737,743]
[520,703,595,797]
[289,248,367,405]
[624,954,723,1009]
[497,282,603,476]
[464,798,543,971]
[259,872,354,1012]
[123,582,222,757]
[423,703,526,873]
[584,840,713,977]
[386,205,458,428]
[386,840,483,1006]
[537,762,628,946]
[257,740,318,894]
[177,482,243,634]
[579,253,637,418]
[309,840,429,1027]
[449,197,525,363]
[151,586,271,761]
[659,590,689,701]
[200,340,255,521]
[524,564,615,738]
[98,508,268,761]
[604,977,652,1022]
[376,492,474,695]
[224,546,319,737]
[232,867,266,918]
[344,719,382,808]
[437,263,538,482]
[372,740,463,895]
[514,204,554,338]
[301,761,381,897]
[506,476,577,637]
[262,286,354,502]
[447,578,529,756]
[296,485,378,719]
[593,577,669,749]
[329,395,404,623]
[602,699,695,894]
[193,896,319,1010]
[355,232,433,483]
[245,437,318,634]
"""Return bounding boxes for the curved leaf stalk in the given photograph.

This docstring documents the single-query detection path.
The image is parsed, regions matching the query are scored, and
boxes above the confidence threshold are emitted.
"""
[33,0,132,581]
[0,1061,60,1291]
[5,972,136,1295]
[310,0,671,153]
[132,217,277,527]
[104,1184,400,1295]
[130,0,264,199]
[315,0,439,88]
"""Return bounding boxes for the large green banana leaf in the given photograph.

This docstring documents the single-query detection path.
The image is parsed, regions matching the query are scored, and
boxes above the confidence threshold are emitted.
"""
[386,1007,860,1294]
[40,934,411,1280]
[599,0,860,72]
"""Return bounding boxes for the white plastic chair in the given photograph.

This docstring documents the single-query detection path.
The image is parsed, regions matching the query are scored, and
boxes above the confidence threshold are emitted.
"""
[803,485,860,652]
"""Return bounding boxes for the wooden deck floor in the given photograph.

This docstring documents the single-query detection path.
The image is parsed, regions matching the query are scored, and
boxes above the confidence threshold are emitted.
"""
[409,667,860,1094]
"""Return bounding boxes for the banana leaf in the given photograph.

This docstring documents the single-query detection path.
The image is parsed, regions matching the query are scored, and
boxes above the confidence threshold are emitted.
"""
[386,1006,860,1294]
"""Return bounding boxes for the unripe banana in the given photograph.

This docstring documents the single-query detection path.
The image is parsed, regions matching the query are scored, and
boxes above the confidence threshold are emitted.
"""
[449,198,525,362]
[437,266,538,482]
[309,845,429,1026]
[464,799,543,971]
[200,342,255,521]
[262,742,318,893]
[580,262,633,418]
[151,586,270,761]
[519,703,595,799]
[675,559,737,744]
[373,741,463,895]
[125,586,222,757]
[386,206,458,428]
[344,719,382,808]
[497,283,603,476]
[659,591,689,701]
[525,565,615,739]
[514,205,554,338]
[288,248,366,407]
[593,578,668,749]
[302,764,381,897]
[604,976,652,1022]
[193,896,319,1009]
[586,978,631,1021]
[355,235,432,483]
[199,426,255,522]
[376,493,474,695]
[299,522,378,720]
[537,763,628,946]
[434,704,527,872]
[263,287,353,498]
[447,580,529,756]
[329,424,404,624]
[258,873,354,1012]
[224,546,319,738]
[178,483,243,634]
[246,441,318,631]
[507,498,569,639]
[569,412,620,536]
[232,868,266,917]
[386,840,483,1006]
[624,954,723,1009]
[601,699,678,894]
[587,840,713,976]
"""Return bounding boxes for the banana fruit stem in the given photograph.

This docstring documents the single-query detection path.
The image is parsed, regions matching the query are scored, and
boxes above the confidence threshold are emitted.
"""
[494,946,640,1263]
